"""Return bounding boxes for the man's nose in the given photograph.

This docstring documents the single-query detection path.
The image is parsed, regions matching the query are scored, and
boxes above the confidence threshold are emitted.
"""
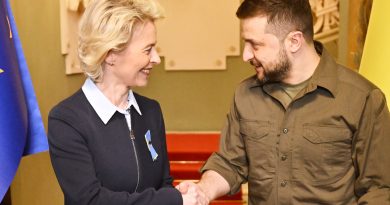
[242,45,254,62]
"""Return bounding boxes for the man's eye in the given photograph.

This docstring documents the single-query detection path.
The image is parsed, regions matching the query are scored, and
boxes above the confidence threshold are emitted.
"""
[252,43,263,50]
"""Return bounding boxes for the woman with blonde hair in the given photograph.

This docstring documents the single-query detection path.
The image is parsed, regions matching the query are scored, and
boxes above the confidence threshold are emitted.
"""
[48,0,204,204]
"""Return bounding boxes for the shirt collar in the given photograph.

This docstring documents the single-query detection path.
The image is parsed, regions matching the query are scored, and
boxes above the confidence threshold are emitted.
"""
[307,41,338,97]
[82,78,142,124]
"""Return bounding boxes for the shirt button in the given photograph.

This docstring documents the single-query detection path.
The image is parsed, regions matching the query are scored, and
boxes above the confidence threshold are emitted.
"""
[281,155,287,161]
[281,180,288,187]
[283,128,288,134]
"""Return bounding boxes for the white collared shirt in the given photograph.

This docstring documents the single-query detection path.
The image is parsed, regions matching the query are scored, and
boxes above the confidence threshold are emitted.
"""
[81,78,142,130]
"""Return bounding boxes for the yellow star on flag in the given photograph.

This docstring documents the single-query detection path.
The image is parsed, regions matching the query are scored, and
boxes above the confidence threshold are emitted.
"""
[0,68,4,73]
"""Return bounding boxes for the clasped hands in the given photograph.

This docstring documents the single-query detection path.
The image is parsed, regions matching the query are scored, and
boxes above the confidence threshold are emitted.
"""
[176,181,210,205]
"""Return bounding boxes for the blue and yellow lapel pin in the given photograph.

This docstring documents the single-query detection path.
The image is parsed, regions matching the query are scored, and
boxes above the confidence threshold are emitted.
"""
[144,130,158,161]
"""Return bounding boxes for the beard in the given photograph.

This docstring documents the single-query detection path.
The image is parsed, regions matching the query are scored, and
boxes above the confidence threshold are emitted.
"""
[251,47,291,84]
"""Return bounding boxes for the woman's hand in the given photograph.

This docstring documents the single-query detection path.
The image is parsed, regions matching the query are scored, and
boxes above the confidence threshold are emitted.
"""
[177,181,209,205]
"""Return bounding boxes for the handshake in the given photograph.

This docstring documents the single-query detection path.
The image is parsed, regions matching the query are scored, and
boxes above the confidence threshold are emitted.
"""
[175,180,210,205]
[174,170,231,205]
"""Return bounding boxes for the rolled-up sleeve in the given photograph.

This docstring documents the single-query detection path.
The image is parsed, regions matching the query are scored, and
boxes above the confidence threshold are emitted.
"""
[201,95,248,194]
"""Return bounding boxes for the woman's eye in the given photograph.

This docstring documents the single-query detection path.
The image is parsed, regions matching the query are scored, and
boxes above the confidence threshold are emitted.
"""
[145,47,153,54]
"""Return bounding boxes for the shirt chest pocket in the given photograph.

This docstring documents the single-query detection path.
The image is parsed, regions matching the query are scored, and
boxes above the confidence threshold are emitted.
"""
[240,120,270,139]
[240,120,275,180]
[299,124,353,185]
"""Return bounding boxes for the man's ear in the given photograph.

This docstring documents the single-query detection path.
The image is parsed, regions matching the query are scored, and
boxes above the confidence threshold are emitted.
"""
[286,31,304,53]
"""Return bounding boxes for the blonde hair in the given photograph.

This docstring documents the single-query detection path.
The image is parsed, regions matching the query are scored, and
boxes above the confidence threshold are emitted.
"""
[78,0,164,81]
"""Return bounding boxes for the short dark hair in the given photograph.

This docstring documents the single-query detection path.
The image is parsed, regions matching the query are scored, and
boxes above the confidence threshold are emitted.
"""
[236,0,314,42]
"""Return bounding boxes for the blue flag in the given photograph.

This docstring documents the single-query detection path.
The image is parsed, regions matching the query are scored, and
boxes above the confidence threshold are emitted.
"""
[0,0,48,201]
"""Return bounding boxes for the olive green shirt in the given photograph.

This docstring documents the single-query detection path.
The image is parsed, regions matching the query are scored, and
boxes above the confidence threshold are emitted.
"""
[201,45,390,205]
[278,78,311,106]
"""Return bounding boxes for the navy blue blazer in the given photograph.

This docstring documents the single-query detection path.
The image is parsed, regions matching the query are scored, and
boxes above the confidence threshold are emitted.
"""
[48,89,182,205]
